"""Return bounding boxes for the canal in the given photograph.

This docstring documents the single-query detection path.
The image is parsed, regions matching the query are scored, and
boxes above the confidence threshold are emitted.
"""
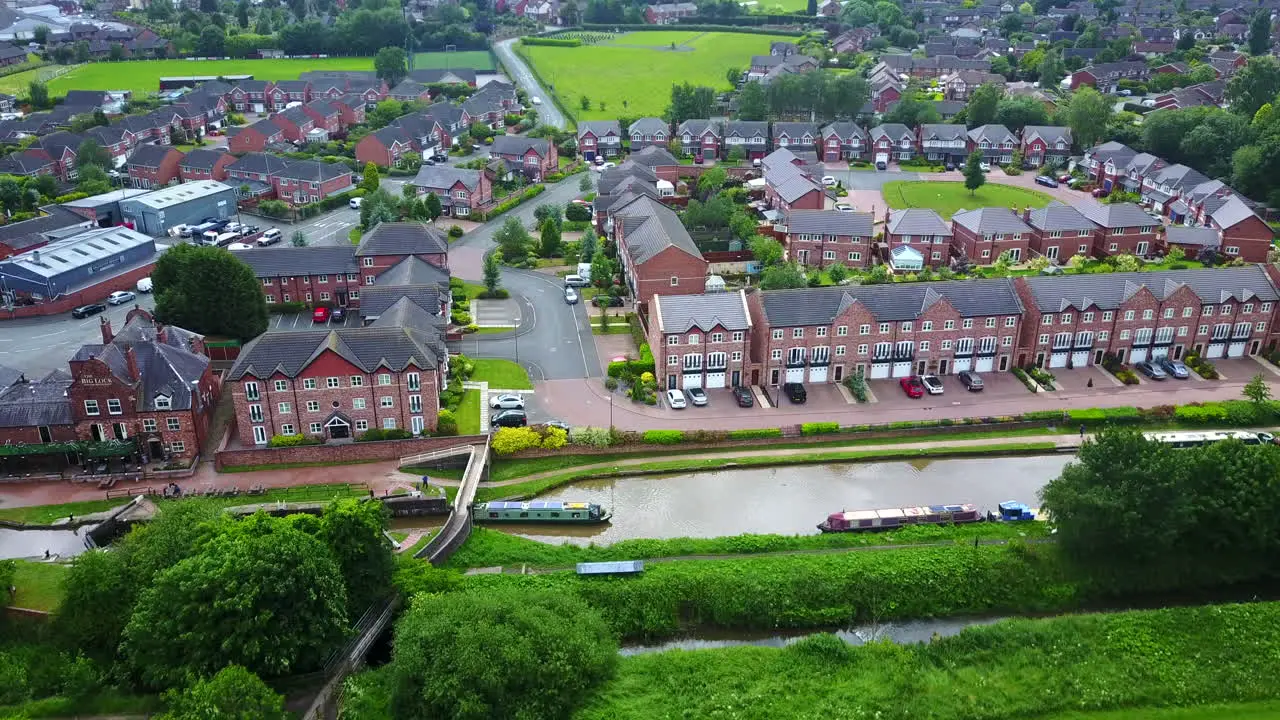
[0,525,95,560]
[390,455,1074,545]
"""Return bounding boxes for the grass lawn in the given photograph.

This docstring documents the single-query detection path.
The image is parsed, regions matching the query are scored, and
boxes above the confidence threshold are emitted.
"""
[519,31,796,121]
[456,280,488,302]
[473,326,513,334]
[10,560,68,612]
[1043,701,1280,720]
[882,181,1053,219]
[411,50,495,71]
[45,57,391,98]
[468,358,533,389]
[456,389,482,435]
[0,64,64,94]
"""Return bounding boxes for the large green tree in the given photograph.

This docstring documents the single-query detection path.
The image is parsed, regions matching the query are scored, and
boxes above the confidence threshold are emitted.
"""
[389,589,617,720]
[483,250,502,294]
[160,665,286,720]
[965,83,1004,129]
[748,235,784,267]
[153,244,268,341]
[993,96,1050,132]
[374,46,408,87]
[963,150,986,195]
[1249,10,1272,56]
[319,500,394,616]
[76,139,111,171]
[538,218,562,258]
[882,93,940,127]
[1063,86,1112,150]
[494,216,533,263]
[760,262,807,289]
[1227,57,1280,120]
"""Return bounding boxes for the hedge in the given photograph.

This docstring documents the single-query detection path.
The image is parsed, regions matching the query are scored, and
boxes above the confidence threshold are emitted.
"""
[487,183,546,218]
[800,422,840,435]
[1067,407,1143,425]
[1023,410,1066,421]
[642,430,685,445]
[727,428,783,440]
[357,428,413,442]
[268,301,307,314]
[607,358,656,378]
[268,433,320,447]
[572,22,806,34]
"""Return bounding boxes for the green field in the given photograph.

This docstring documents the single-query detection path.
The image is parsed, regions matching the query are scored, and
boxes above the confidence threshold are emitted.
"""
[41,51,494,98]
[519,31,797,121]
[882,180,1053,219]
[1044,701,1280,720]
[0,65,68,95]
[10,560,67,612]
[468,358,532,390]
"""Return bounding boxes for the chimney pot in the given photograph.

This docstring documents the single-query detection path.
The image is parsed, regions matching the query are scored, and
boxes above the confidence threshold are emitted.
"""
[125,346,140,383]
[100,317,113,345]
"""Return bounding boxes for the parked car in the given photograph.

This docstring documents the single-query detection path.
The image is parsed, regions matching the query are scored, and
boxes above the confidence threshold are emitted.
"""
[732,385,754,407]
[686,387,708,406]
[821,175,837,187]
[491,409,528,428]
[257,228,282,246]
[312,307,330,323]
[1057,174,1073,184]
[782,382,807,404]
[1134,360,1168,380]
[71,303,107,319]
[945,162,956,171]
[1035,175,1059,188]
[834,203,854,213]
[920,374,944,395]
[666,388,687,409]
[564,274,589,287]
[330,307,345,323]
[349,197,362,209]
[423,158,436,166]
[958,371,984,391]
[900,376,925,398]
[564,287,579,304]
[593,156,605,166]
[107,290,136,305]
[1091,188,1109,198]
[600,162,616,170]
[489,393,526,410]
[1158,357,1190,379]
[135,277,153,293]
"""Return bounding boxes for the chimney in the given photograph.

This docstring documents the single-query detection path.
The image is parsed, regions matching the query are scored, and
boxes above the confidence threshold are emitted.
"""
[32,250,40,265]
[125,346,140,382]
[100,317,113,344]
[156,324,168,345]
[1022,206,1031,222]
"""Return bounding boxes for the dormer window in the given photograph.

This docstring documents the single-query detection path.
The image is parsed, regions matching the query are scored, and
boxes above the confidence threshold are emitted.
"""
[154,394,172,410]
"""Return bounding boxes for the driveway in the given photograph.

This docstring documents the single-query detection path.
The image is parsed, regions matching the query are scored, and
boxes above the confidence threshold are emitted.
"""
[0,294,157,377]
[494,38,567,130]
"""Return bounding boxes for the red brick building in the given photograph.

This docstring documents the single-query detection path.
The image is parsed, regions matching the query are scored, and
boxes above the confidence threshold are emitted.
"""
[1205,195,1275,262]
[179,148,235,182]
[408,165,493,218]
[676,119,722,159]
[1079,202,1161,257]
[125,144,184,189]
[782,209,874,268]
[1023,203,1099,263]
[613,195,707,301]
[951,207,1033,264]
[883,208,953,268]
[490,135,558,181]
[649,291,755,390]
[229,118,286,154]
[269,160,354,205]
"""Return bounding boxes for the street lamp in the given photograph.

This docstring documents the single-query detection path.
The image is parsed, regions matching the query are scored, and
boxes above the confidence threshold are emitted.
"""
[609,393,614,430]
[513,317,520,366]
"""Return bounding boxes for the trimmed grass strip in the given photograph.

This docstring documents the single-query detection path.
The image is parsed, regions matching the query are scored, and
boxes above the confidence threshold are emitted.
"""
[468,358,533,389]
[881,180,1053,219]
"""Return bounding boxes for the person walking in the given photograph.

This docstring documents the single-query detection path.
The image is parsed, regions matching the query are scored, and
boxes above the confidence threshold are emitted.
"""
[1079,424,1086,440]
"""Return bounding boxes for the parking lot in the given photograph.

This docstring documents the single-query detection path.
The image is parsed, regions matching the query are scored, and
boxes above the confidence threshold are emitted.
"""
[869,371,1029,411]
[267,310,361,331]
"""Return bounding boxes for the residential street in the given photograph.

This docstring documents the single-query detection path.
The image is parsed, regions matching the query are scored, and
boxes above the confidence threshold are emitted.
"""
[0,295,157,377]
[494,38,568,130]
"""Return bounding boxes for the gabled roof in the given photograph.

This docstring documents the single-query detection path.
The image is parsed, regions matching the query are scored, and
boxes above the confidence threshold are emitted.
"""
[870,123,912,140]
[126,143,179,168]
[1210,195,1266,231]
[760,278,1024,326]
[577,120,621,139]
[786,210,873,237]
[676,118,721,137]
[821,122,869,141]
[271,160,352,182]
[180,148,230,170]
[358,285,446,320]
[490,135,551,158]
[376,255,451,288]
[1078,201,1155,229]
[724,120,768,138]
[952,207,1031,234]
[919,123,967,141]
[1027,202,1096,232]
[1021,265,1279,312]
[231,246,359,277]
[1165,226,1221,247]
[654,291,751,333]
[772,121,818,139]
[410,165,482,193]
[966,123,1017,144]
[1022,125,1072,146]
[227,152,291,176]
[628,117,669,136]
[630,145,679,167]
[228,325,443,380]
[355,222,448,257]
[887,208,951,236]
[764,162,822,203]
[0,369,72,428]
[614,196,703,265]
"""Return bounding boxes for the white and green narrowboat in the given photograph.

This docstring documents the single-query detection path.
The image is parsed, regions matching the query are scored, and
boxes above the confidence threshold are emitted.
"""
[471,500,611,524]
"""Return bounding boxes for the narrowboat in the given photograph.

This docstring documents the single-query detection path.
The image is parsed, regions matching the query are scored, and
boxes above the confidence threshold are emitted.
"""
[471,500,611,524]
[818,503,981,533]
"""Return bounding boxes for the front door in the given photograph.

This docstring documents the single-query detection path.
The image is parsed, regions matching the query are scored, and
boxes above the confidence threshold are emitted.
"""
[668,374,677,390]
[1046,246,1059,261]
[91,424,106,442]
[731,370,741,386]
[1006,248,1021,262]
[770,368,780,385]
[253,426,267,445]
[938,359,948,375]
[148,438,165,460]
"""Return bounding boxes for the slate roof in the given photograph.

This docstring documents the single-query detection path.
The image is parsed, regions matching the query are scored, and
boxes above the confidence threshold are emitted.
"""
[786,210,873,236]
[725,120,768,138]
[654,291,750,333]
[1022,125,1072,146]
[1164,226,1221,247]
[410,165,482,192]
[180,148,230,171]
[760,278,1024,326]
[1210,195,1263,230]
[967,123,1017,145]
[231,246,360,276]
[1021,266,1279,312]
[772,122,818,140]
[886,209,951,236]
[271,160,352,182]
[1087,141,1137,166]
[243,117,283,138]
[630,145,679,167]
[870,123,913,140]
[389,79,431,98]
[919,123,967,142]
[376,255,451,288]
[0,369,72,428]
[408,68,477,85]
[676,118,721,138]
[355,222,448,257]
[230,323,440,380]
[358,285,446,320]
[1026,202,1097,232]
[613,196,703,264]
[628,117,669,136]
[1078,202,1155,228]
[73,332,209,412]
[577,120,621,139]
[1148,163,1210,192]
[490,135,551,158]
[126,143,178,168]
[951,207,1032,234]
[227,152,291,176]
[598,162,658,193]
[765,163,823,204]
[821,122,869,141]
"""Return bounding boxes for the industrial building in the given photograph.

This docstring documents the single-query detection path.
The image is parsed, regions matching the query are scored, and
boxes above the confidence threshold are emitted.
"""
[0,226,155,300]
[118,180,237,236]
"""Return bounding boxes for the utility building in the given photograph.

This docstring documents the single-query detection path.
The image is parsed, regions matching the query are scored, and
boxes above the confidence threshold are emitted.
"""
[118,180,237,236]
[0,226,155,299]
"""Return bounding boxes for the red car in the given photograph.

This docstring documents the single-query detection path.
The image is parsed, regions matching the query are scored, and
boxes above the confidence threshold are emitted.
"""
[312,307,330,323]
[1091,188,1109,198]
[899,376,925,399]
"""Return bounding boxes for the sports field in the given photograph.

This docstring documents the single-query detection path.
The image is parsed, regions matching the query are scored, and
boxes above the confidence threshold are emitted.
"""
[882,180,1053,219]
[518,31,797,121]
[41,51,496,97]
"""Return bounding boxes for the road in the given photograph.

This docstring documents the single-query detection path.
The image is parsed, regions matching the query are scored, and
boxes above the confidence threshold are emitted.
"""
[0,294,157,377]
[494,38,567,130]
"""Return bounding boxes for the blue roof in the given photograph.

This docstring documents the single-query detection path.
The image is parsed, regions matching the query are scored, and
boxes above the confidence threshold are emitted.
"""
[576,560,645,575]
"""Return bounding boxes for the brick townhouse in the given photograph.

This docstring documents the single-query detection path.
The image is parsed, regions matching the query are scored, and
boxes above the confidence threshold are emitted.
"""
[227,80,273,112]
[408,165,493,218]
[951,207,1033,263]
[302,99,345,140]
[883,208,953,269]
[125,144,183,189]
[229,118,286,154]
[1021,126,1072,168]
[763,161,824,213]
[917,124,968,166]
[967,124,1018,165]
[269,106,317,144]
[870,123,915,162]
[771,122,819,154]
[269,160,354,205]
[724,120,770,161]
[1205,195,1275,262]
[782,209,874,269]
[84,125,135,168]
[355,125,419,168]
[1023,202,1099,263]
[649,291,755,390]
[267,80,312,109]
[1078,202,1161,257]
[179,148,234,182]
[613,194,707,302]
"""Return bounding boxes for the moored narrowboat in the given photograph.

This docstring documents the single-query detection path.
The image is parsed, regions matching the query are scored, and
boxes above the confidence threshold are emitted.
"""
[472,500,612,524]
[818,503,981,533]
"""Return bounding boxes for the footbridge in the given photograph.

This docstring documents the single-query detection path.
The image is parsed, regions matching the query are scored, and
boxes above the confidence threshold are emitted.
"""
[404,436,491,564]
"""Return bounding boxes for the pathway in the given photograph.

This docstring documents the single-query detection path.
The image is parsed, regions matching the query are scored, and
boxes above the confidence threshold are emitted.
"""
[493,38,567,130]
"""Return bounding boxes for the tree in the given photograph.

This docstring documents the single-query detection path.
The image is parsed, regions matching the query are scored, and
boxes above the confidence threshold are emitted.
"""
[882,94,940,127]
[389,588,617,720]
[963,150,986,195]
[1177,33,1196,51]
[589,251,615,289]
[235,0,251,28]
[318,500,394,616]
[76,139,111,171]
[665,82,715,124]
[290,230,307,247]
[994,96,1050,132]
[359,189,398,230]
[579,227,598,263]
[539,218,562,258]
[965,83,1004,128]
[1244,373,1272,404]
[697,167,727,198]
[423,192,442,221]
[483,250,502,294]
[807,0,817,14]
[735,81,768,121]
[1227,57,1280,119]
[760,262,807,289]
[360,162,380,193]
[726,66,742,86]
[374,46,408,87]
[160,665,285,720]
[153,244,268,340]
[748,235,784,266]
[122,520,348,688]
[827,262,849,284]
[579,95,591,111]
[108,42,124,62]
[579,174,592,191]
[1038,50,1066,90]
[26,81,48,110]
[1018,1,1033,13]
[195,26,225,57]
[1249,10,1272,56]
[494,216,532,262]
[1064,86,1113,150]
[32,24,49,44]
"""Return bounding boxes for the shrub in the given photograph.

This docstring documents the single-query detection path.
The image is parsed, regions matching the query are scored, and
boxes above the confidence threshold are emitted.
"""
[358,428,413,442]
[492,426,543,455]
[542,427,568,449]
[800,422,840,435]
[1028,367,1056,390]
[727,428,783,439]
[1023,410,1066,421]
[436,409,458,436]
[521,36,583,46]
[450,310,472,325]
[1012,367,1039,392]
[570,426,614,447]
[448,225,464,239]
[267,433,319,447]
[642,430,685,444]
[1184,352,1220,380]
[844,373,868,402]
[1068,407,1142,426]
[267,301,307,314]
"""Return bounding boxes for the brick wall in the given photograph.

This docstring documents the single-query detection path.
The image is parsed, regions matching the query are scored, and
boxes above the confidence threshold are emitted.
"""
[215,432,488,470]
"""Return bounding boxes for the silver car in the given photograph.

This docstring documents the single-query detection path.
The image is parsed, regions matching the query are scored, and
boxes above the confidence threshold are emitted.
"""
[1158,357,1190,379]
[489,393,526,410]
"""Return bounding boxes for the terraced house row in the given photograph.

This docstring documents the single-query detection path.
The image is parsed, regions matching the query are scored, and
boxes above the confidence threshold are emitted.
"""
[645,264,1280,390]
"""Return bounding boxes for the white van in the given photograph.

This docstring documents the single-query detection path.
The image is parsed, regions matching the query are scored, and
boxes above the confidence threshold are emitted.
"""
[564,274,589,288]
[531,96,542,105]
[214,231,239,247]
[201,230,221,245]
[226,242,254,251]
[257,228,282,246]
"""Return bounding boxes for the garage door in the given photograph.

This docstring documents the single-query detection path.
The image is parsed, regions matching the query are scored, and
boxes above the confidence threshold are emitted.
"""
[975,357,994,373]
[1151,347,1169,360]
[952,357,972,373]
[809,366,828,383]
[683,373,703,389]
[1049,352,1069,369]
[1071,351,1090,367]
[1228,342,1247,358]
[1206,344,1225,359]
[891,361,913,378]
[705,372,726,389]
[1130,348,1148,364]
[785,367,805,383]
[869,363,891,379]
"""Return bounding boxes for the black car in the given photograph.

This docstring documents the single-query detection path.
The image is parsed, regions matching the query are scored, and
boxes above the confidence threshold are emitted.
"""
[732,385,754,407]
[491,409,528,428]
[958,371,984,391]
[330,307,346,323]
[71,303,107,319]
[782,382,807,404]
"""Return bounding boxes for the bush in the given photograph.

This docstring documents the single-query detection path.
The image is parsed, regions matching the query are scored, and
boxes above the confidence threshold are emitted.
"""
[521,36,583,46]
[489,184,546,217]
[1184,352,1220,380]
[1023,409,1066,421]
[450,310,472,325]
[727,428,783,439]
[800,422,840,435]
[570,426,614,447]
[268,433,320,447]
[436,409,458,436]
[1068,407,1142,426]
[642,429,685,444]
[607,357,656,378]
[358,428,413,442]
[267,301,307,314]
[448,225,464,239]
[1028,367,1056,390]
[542,427,568,449]
[844,373,868,402]
[478,289,511,299]
[1011,367,1039,392]
[492,426,544,455]
[565,203,592,222]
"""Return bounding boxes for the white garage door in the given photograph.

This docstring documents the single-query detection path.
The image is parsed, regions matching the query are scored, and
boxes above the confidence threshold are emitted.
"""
[870,363,891,379]
[891,361,913,378]
[1151,347,1169,360]
[785,367,805,383]
[1130,348,1148,364]
[1049,352,1069,369]
[1206,344,1225,359]
[952,357,972,372]
[683,373,703,389]
[975,357,994,373]
[1228,342,1247,358]
[809,366,828,383]
[1071,351,1090,367]
[705,372,726,389]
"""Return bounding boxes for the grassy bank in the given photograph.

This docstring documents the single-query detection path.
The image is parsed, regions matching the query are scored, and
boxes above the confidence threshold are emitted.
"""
[456,389,482,436]
[444,523,1052,569]
[1045,701,1280,720]
[457,542,1081,641]
[475,441,1061,502]
[468,358,533,389]
[882,181,1053,219]
[576,601,1280,720]
[9,561,68,612]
